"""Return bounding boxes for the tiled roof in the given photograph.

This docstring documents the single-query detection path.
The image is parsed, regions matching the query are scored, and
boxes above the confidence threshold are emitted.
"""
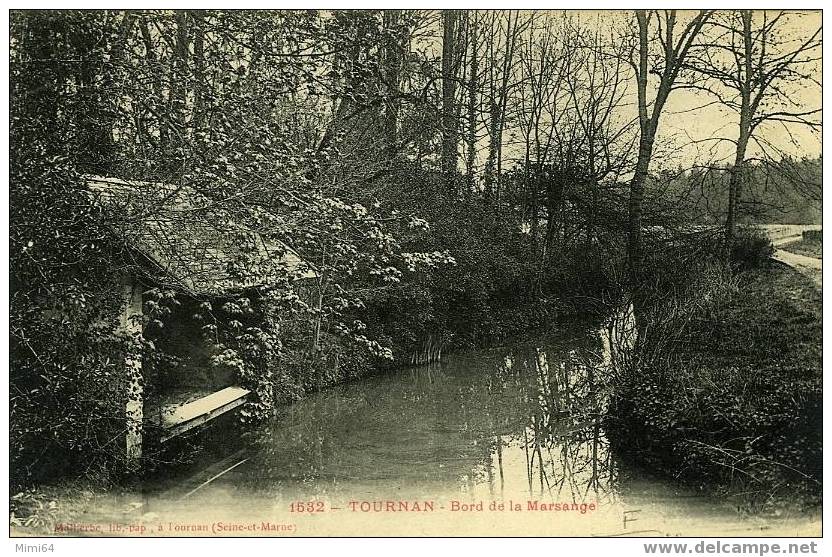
[87,176,315,296]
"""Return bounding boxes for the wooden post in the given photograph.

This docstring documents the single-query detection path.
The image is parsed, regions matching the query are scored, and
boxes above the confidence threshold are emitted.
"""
[119,276,144,472]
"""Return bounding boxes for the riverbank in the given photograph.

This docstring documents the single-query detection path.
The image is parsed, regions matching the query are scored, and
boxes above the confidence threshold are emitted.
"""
[607,260,822,512]
[11,481,139,534]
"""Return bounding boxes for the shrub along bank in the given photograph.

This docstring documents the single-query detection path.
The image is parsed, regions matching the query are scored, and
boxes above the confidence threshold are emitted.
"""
[607,235,822,511]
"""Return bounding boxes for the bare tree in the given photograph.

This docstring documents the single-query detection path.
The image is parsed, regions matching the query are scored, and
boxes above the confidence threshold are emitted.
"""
[564,17,634,248]
[515,13,566,260]
[685,10,821,249]
[482,10,528,209]
[625,9,711,281]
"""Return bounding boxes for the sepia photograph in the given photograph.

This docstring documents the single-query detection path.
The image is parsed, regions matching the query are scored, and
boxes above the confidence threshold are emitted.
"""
[6,4,824,543]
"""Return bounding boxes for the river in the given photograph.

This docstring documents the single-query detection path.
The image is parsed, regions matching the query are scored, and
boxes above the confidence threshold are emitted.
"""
[81,324,818,537]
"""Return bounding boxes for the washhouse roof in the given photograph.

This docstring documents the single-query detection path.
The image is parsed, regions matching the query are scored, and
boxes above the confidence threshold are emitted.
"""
[87,175,316,296]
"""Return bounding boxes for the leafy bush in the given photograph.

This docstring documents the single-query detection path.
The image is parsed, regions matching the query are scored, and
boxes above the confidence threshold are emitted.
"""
[9,152,136,488]
[731,228,774,269]
[802,229,822,243]
[608,359,821,509]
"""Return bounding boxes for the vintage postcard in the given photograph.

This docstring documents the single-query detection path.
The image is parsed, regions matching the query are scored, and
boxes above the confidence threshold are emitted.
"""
[7,6,823,543]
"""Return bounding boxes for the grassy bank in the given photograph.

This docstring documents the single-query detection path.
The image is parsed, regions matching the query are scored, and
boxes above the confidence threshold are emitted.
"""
[11,481,137,535]
[607,261,822,511]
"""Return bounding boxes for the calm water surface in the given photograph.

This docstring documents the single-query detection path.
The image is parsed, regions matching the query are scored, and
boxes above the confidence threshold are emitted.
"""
[85,326,819,536]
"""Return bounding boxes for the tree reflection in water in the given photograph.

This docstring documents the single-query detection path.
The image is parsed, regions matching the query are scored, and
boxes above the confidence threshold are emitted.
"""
[134,319,816,536]
[174,328,623,508]
[479,336,619,505]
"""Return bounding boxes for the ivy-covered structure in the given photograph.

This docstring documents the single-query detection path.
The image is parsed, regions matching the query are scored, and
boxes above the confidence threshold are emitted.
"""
[87,176,315,469]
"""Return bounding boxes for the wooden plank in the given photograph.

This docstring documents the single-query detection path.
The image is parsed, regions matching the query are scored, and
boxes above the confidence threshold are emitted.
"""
[156,386,251,442]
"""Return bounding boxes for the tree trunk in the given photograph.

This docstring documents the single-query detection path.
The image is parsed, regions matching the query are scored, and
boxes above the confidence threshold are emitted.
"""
[317,30,363,157]
[382,10,401,155]
[441,10,459,192]
[192,10,206,133]
[725,10,754,256]
[726,130,750,249]
[90,12,133,175]
[452,15,468,193]
[628,135,654,282]
[139,17,168,155]
[484,99,499,202]
[627,10,652,284]
[465,14,479,197]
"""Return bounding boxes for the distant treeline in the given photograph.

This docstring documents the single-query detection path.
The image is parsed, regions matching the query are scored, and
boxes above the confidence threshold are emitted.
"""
[662,157,822,225]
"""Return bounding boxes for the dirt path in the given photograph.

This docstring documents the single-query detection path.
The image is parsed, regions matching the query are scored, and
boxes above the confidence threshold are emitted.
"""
[760,226,822,288]
[773,249,822,287]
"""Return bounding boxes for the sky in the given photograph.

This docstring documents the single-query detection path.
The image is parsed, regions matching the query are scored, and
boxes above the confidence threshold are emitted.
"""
[459,10,822,173]
[631,10,822,169]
